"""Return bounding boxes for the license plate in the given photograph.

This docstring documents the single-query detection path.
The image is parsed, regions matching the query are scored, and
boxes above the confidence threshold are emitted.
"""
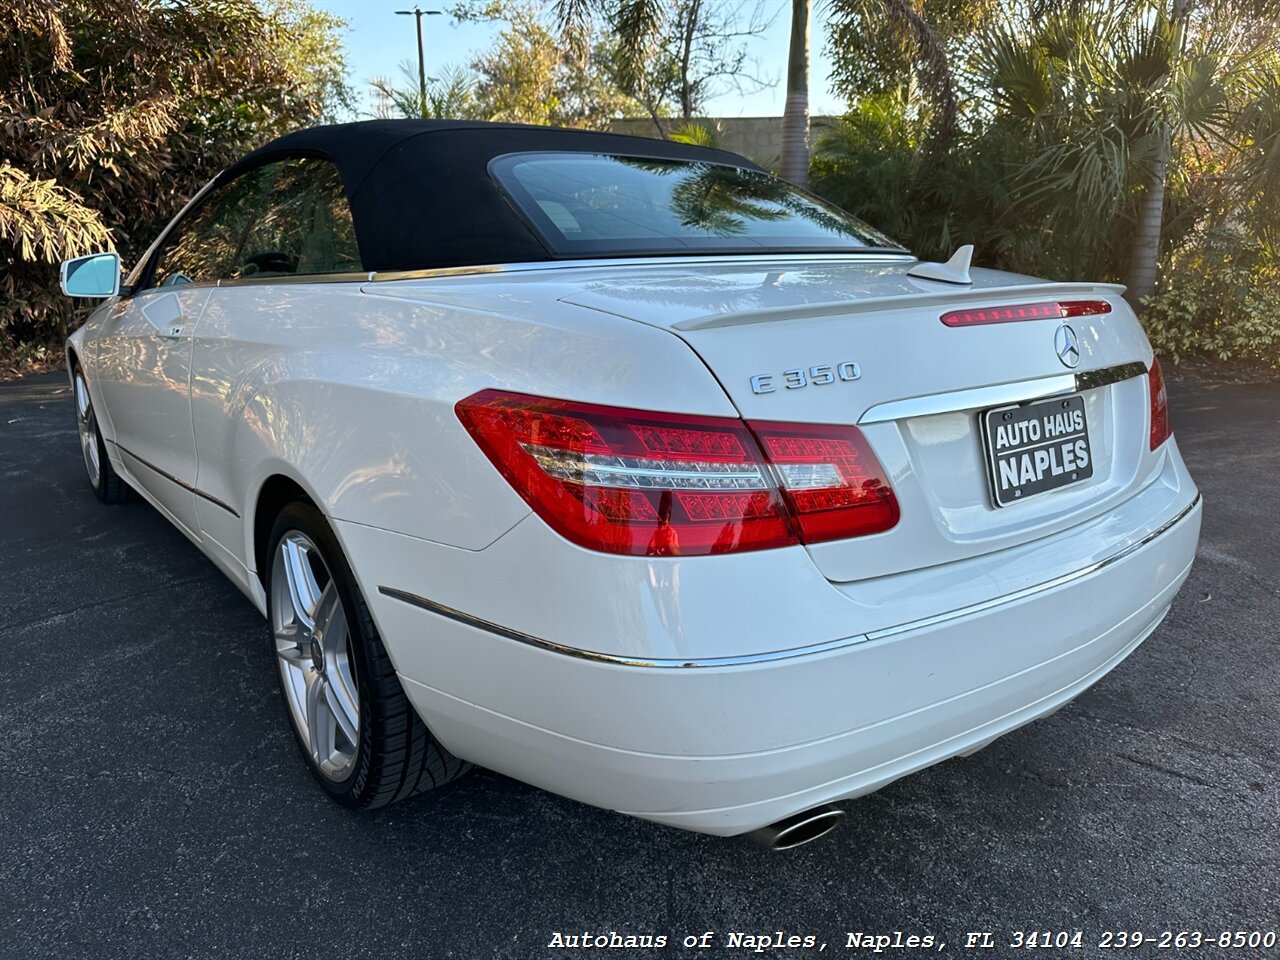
[982,395,1093,507]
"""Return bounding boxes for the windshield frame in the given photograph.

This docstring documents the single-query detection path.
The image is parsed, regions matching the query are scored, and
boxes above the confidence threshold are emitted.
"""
[488,151,907,260]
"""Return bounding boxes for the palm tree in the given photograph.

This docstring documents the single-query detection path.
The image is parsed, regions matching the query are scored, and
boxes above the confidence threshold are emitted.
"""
[1235,66,1280,246]
[370,63,478,120]
[780,0,810,186]
[1117,0,1275,299]
[979,1,1246,288]
[783,0,963,186]
[1126,0,1192,302]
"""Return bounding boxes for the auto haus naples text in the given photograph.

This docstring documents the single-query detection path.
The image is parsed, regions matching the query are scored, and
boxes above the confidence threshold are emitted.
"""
[545,930,943,951]
[993,404,1090,491]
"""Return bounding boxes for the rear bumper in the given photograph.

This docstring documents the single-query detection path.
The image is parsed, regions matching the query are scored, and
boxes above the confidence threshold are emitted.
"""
[352,491,1201,836]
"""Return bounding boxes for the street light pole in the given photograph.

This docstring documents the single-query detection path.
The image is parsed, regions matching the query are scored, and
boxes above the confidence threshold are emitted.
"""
[395,7,443,118]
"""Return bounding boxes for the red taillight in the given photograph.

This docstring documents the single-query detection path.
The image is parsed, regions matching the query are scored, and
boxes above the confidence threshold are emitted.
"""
[752,421,900,543]
[940,300,1112,327]
[455,390,899,556]
[1148,357,1172,450]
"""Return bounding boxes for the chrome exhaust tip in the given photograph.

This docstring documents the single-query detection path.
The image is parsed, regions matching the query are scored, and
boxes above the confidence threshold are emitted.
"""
[748,805,845,851]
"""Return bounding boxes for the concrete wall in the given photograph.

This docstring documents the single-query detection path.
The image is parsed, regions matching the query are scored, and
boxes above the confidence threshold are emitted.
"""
[607,116,837,169]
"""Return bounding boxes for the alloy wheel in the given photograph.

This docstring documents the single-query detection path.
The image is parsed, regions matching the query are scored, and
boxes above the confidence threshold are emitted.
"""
[271,532,361,781]
[74,373,100,488]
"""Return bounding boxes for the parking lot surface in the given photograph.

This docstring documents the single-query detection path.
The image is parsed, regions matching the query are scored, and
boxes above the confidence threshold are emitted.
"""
[1,371,1276,959]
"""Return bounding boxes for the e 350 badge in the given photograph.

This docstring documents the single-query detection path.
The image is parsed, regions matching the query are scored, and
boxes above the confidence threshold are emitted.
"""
[749,361,861,395]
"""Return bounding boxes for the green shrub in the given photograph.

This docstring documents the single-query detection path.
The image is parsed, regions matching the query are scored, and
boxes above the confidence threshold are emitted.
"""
[1141,229,1280,368]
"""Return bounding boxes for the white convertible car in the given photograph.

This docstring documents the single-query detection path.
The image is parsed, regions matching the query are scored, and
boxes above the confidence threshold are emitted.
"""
[61,121,1200,849]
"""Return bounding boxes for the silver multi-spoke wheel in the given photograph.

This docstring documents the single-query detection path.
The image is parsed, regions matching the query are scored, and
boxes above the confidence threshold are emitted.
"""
[271,532,361,781]
[74,373,100,487]
[265,501,468,806]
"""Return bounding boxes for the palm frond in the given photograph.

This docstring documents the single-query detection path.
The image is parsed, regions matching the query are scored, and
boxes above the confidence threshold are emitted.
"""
[608,0,665,92]
[552,0,596,62]
[669,120,720,148]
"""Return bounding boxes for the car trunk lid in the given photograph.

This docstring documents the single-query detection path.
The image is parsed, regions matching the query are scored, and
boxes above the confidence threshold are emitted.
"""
[556,258,1155,582]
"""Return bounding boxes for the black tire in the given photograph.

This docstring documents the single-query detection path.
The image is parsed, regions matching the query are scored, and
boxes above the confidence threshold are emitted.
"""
[266,500,469,808]
[72,366,129,503]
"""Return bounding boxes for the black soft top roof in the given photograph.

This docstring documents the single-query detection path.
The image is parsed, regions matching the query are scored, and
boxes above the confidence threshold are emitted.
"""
[218,120,765,273]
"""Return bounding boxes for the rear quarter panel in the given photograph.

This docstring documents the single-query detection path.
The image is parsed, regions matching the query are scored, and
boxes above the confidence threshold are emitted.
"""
[187,279,737,578]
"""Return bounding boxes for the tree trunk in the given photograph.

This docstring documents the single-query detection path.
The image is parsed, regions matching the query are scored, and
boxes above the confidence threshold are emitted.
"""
[679,0,701,121]
[780,0,809,187]
[646,106,668,139]
[1125,0,1188,306]
[1126,156,1167,303]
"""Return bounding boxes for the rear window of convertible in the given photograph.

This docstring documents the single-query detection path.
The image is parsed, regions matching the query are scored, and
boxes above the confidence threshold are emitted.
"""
[490,152,903,257]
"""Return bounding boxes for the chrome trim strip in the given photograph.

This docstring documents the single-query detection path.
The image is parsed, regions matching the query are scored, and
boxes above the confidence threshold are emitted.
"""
[1075,360,1147,392]
[149,255,924,292]
[866,493,1201,641]
[217,271,373,287]
[372,265,509,282]
[136,280,220,292]
[111,440,241,518]
[860,375,1076,424]
[367,253,916,284]
[194,488,240,518]
[374,587,864,668]
[135,272,372,294]
[859,361,1148,425]
[377,492,1200,669]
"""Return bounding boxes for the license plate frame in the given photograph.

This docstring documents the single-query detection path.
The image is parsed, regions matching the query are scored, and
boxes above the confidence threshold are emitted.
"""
[981,394,1094,508]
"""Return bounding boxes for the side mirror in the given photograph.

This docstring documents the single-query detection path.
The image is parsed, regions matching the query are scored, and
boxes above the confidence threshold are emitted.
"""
[60,252,122,299]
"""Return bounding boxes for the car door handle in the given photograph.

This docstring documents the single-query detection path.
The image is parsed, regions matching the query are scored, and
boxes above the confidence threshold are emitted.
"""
[143,293,185,339]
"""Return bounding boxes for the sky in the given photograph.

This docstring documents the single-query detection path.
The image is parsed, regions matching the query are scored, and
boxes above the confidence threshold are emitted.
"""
[313,0,845,118]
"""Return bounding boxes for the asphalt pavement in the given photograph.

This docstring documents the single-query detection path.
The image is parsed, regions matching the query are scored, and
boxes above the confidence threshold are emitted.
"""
[1,370,1276,959]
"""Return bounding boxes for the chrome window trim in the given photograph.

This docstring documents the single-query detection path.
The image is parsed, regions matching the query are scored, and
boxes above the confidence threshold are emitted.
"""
[858,361,1148,425]
[366,253,916,285]
[188,254,926,289]
[217,272,373,287]
[137,279,220,292]
[377,492,1199,670]
[130,273,369,292]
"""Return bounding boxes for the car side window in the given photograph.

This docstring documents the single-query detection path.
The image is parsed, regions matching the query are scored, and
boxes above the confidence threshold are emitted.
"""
[146,157,361,289]
[234,158,362,280]
[148,165,276,289]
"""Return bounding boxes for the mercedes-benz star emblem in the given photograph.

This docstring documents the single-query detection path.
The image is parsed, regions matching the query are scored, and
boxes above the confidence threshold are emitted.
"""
[1055,323,1081,368]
